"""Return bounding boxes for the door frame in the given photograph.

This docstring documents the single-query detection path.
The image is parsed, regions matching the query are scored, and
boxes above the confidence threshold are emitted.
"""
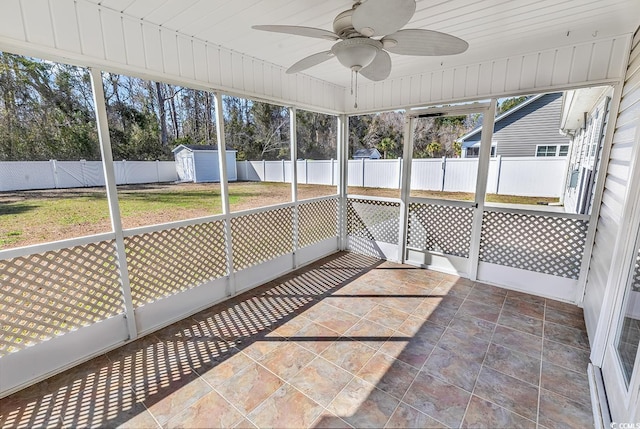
[399,100,495,277]
[593,120,640,422]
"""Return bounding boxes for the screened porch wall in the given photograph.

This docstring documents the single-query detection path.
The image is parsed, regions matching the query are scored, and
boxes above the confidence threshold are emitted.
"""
[0,195,340,398]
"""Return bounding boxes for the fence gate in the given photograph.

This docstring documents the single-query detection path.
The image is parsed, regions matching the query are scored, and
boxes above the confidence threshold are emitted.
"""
[401,100,588,303]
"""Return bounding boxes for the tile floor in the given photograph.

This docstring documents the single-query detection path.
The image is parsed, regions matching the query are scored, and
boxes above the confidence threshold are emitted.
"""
[0,252,594,428]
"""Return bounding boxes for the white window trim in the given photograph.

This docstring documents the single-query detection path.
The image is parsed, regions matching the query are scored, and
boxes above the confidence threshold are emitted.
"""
[535,144,569,157]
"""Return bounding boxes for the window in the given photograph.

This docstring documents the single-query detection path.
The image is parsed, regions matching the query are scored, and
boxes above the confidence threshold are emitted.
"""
[465,146,496,158]
[536,145,558,157]
[536,144,569,157]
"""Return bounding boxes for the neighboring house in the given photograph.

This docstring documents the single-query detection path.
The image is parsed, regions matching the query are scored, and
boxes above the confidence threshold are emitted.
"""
[352,148,382,159]
[172,144,238,183]
[559,87,613,214]
[458,92,571,158]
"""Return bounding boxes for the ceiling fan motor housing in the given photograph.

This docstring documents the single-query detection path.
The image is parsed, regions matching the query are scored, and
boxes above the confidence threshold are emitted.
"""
[333,8,361,39]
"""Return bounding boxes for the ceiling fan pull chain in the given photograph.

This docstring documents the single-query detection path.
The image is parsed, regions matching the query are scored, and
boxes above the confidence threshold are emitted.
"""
[350,69,354,95]
[354,70,359,109]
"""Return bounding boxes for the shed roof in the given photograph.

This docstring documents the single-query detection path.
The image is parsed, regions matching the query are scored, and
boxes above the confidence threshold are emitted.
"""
[353,148,381,158]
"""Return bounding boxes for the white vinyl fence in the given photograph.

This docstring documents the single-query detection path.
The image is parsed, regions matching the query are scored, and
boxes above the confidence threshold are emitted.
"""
[237,156,568,198]
[0,160,178,191]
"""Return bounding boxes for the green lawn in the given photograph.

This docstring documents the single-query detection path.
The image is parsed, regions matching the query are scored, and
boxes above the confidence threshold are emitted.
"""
[0,182,559,249]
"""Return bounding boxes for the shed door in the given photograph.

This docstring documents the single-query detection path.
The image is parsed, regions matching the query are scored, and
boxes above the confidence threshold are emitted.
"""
[183,156,194,182]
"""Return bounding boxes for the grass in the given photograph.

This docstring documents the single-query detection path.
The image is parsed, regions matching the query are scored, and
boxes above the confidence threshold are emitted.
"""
[0,181,559,249]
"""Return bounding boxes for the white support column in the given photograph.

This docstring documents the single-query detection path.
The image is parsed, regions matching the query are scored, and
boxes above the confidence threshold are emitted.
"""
[88,68,137,341]
[338,114,349,251]
[398,116,415,264]
[289,107,299,268]
[468,99,497,280]
[213,92,236,297]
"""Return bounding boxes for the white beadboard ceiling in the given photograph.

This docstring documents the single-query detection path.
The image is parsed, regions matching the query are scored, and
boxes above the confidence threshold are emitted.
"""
[89,0,639,87]
[0,0,638,112]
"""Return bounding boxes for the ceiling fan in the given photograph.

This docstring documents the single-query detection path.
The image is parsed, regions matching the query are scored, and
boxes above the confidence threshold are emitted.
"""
[253,0,469,107]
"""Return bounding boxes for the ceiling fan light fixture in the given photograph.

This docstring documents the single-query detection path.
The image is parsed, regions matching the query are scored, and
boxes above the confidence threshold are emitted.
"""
[331,38,382,71]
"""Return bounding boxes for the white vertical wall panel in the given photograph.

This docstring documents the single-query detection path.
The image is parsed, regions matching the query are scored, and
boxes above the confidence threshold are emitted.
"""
[50,0,82,53]
[0,1,344,113]
[520,54,538,90]
[160,30,179,76]
[349,37,630,113]
[21,0,55,48]
[465,65,479,98]
[570,43,593,83]
[192,40,207,82]
[142,25,163,71]
[551,46,573,86]
[584,29,639,341]
[101,11,126,65]
[505,57,522,92]
[477,62,492,95]
[76,1,104,58]
[177,35,195,80]
[206,45,221,86]
[122,18,145,68]
[491,59,508,94]
[0,0,25,41]
[536,51,556,88]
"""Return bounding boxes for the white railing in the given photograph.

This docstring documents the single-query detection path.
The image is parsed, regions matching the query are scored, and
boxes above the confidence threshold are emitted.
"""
[0,195,340,397]
[0,160,178,191]
[237,156,567,198]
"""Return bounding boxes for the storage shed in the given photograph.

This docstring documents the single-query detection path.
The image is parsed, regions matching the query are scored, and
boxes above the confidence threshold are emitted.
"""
[172,145,237,183]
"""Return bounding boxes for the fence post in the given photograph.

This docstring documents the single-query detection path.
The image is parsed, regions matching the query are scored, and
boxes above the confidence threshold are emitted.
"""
[50,159,59,189]
[80,159,87,187]
[331,158,335,186]
[155,159,160,183]
[263,159,266,181]
[282,159,286,182]
[361,158,366,187]
[495,155,503,194]
[398,157,402,189]
[122,159,128,185]
[305,159,309,184]
[441,156,446,191]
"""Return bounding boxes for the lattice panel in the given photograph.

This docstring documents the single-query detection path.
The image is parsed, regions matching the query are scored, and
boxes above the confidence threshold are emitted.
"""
[347,198,400,244]
[125,221,228,307]
[407,203,474,257]
[480,211,589,279]
[632,246,640,292]
[231,207,294,271]
[0,241,123,355]
[298,199,338,248]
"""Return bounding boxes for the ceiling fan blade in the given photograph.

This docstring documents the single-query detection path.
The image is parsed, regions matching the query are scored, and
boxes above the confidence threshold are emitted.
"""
[252,25,339,41]
[287,51,335,74]
[360,50,392,82]
[383,29,469,56]
[352,0,415,37]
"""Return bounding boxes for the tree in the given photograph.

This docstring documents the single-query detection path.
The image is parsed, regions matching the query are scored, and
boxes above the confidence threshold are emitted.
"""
[498,96,528,114]
[296,110,337,159]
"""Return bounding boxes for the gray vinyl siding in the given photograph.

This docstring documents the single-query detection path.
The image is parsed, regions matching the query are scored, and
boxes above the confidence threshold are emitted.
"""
[584,28,640,341]
[464,93,571,157]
